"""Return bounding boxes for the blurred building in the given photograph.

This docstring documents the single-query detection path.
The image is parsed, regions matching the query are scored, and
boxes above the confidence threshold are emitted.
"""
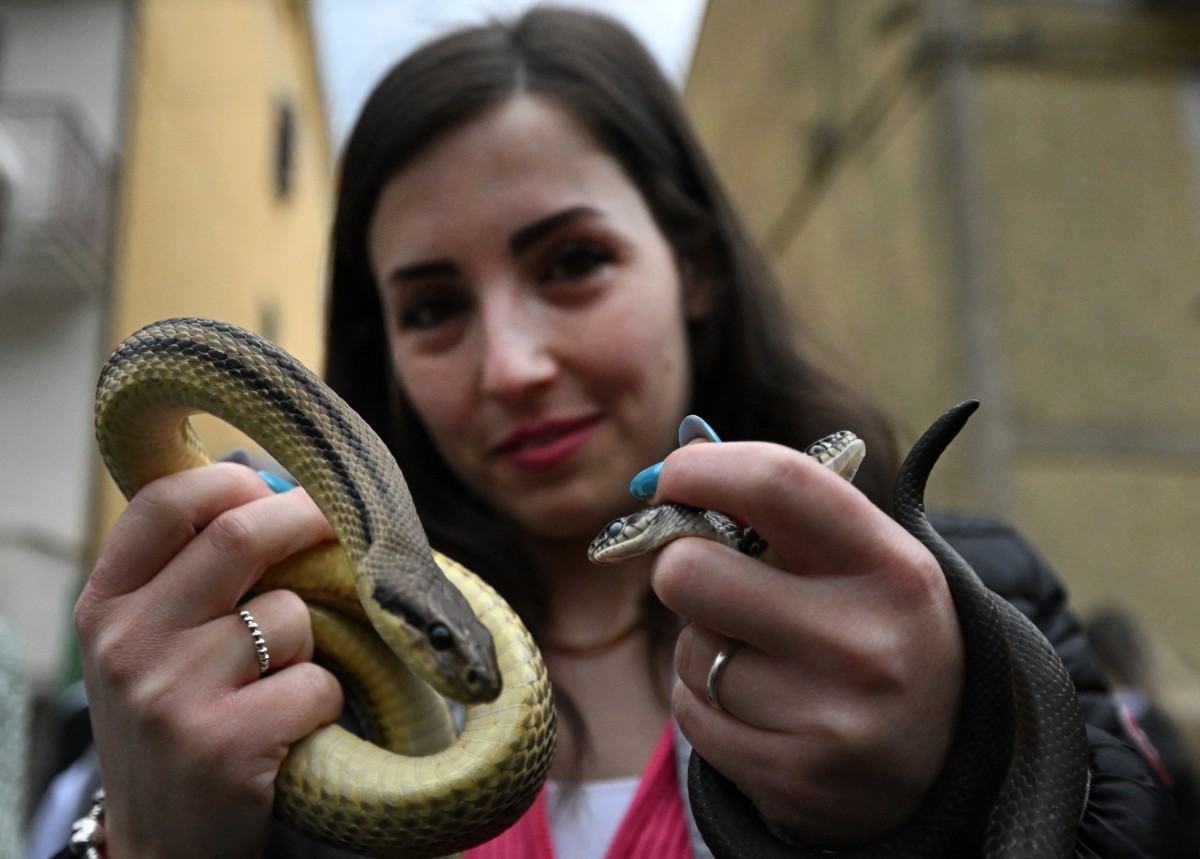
[0,0,124,704]
[7,0,1200,826]
[685,1,1200,663]
[0,0,330,795]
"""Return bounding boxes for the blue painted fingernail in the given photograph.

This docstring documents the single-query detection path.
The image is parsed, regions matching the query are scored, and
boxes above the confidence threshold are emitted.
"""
[258,470,297,493]
[678,415,722,446]
[629,461,663,500]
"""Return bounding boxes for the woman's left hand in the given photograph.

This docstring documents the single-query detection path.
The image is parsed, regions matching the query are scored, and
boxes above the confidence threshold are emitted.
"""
[648,440,965,847]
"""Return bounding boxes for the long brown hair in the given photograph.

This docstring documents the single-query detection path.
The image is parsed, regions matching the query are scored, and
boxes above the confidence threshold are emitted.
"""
[324,5,897,658]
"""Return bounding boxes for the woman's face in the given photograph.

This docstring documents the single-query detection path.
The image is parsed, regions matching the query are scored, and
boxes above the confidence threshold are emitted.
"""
[368,95,702,543]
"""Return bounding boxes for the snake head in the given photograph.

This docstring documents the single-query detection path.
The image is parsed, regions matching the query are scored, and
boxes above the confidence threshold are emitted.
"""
[589,504,747,565]
[588,511,656,564]
[361,563,502,704]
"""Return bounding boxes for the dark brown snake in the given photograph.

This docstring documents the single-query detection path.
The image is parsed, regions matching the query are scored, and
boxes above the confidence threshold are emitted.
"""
[594,402,1092,858]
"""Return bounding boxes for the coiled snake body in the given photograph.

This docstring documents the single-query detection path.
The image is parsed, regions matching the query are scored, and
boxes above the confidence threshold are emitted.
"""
[590,402,1092,858]
[95,318,556,858]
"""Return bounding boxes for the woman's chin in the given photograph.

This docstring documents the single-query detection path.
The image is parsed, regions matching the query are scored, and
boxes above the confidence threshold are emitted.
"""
[506,493,627,549]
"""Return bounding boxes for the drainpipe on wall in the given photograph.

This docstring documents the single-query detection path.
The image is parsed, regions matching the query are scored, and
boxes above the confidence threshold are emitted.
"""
[930,0,1013,517]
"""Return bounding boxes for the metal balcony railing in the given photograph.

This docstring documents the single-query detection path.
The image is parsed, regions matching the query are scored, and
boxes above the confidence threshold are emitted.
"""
[0,98,113,307]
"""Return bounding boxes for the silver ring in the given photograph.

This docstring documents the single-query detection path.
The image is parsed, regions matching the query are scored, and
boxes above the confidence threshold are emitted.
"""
[238,610,270,675]
[705,642,740,710]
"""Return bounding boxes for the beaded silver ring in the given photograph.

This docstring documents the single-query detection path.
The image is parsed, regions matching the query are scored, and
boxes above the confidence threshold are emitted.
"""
[238,609,270,675]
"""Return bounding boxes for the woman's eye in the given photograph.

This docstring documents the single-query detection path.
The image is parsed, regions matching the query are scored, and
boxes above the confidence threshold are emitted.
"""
[543,242,613,284]
[399,293,466,331]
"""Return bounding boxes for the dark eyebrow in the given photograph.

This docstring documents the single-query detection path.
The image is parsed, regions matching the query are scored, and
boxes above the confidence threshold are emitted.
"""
[386,206,598,285]
[510,206,597,255]
[386,258,456,286]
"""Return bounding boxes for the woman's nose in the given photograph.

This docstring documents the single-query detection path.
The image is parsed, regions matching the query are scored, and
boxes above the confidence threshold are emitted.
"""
[478,297,558,399]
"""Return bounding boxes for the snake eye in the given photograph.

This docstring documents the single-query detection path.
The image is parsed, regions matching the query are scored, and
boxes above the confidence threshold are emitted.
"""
[607,520,623,538]
[428,623,454,651]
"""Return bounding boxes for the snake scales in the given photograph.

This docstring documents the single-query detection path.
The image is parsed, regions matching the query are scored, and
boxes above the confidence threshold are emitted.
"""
[591,402,1092,858]
[94,318,556,858]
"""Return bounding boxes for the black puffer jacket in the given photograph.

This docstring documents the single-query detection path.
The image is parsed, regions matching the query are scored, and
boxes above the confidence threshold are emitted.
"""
[43,515,1197,858]
[931,512,1196,857]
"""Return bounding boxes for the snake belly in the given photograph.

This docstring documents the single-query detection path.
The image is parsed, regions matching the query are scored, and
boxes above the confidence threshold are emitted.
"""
[590,406,1091,858]
[94,318,556,859]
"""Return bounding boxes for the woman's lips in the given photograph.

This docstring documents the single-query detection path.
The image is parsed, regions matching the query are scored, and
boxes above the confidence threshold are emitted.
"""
[493,415,601,471]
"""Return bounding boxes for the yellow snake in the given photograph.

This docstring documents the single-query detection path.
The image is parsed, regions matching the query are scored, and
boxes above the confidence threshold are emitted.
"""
[94,318,556,858]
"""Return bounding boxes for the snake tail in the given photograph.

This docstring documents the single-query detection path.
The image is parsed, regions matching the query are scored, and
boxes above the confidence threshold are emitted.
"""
[883,399,1021,855]
[894,400,1090,857]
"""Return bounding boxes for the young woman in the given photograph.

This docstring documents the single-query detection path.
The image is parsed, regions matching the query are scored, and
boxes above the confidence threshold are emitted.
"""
[54,7,1189,858]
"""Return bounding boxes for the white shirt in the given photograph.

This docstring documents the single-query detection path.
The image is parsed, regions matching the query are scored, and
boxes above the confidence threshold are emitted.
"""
[545,776,640,859]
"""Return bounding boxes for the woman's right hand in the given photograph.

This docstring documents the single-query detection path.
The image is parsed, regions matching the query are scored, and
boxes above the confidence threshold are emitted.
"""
[74,463,344,858]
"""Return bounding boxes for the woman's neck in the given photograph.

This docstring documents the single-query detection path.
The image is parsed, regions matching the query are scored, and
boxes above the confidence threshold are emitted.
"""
[517,531,675,782]
[523,537,672,781]
[521,534,655,651]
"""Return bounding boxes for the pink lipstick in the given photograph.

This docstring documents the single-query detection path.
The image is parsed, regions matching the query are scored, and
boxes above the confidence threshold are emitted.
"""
[494,415,601,471]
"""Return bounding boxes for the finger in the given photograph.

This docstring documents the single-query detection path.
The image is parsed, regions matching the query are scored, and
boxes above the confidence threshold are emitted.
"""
[673,664,939,843]
[89,463,276,601]
[652,537,825,654]
[628,416,722,500]
[674,623,828,731]
[672,678,879,841]
[654,534,936,667]
[142,486,334,626]
[671,679,818,817]
[676,624,750,716]
[675,624,754,723]
[195,590,316,686]
[654,442,891,572]
[234,660,345,750]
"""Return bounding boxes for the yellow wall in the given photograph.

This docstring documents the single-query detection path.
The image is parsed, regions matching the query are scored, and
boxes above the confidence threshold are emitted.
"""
[686,2,1200,664]
[94,0,331,548]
